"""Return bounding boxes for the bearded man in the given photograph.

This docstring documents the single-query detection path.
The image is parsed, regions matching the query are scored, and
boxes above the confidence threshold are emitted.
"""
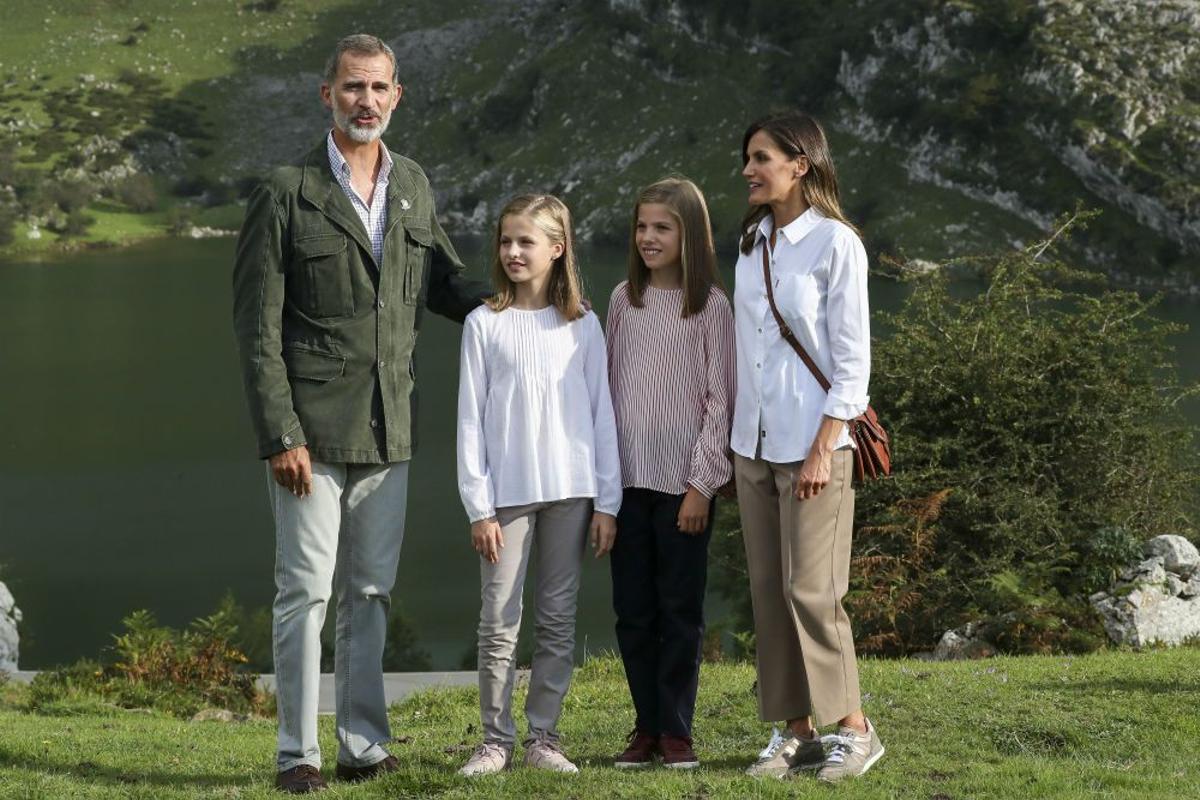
[232,33,485,794]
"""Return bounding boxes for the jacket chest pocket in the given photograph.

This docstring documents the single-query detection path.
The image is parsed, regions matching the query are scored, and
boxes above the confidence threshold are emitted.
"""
[294,233,355,318]
[403,225,431,305]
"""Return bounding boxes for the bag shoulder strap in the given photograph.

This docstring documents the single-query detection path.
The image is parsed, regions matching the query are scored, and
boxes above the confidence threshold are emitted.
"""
[761,242,833,393]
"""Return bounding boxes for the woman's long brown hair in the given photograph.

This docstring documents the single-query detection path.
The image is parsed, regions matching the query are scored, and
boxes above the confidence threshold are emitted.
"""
[625,176,724,318]
[739,112,860,255]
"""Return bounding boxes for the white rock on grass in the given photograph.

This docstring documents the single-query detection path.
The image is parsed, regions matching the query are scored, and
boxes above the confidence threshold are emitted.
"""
[1093,586,1200,648]
[1145,535,1200,577]
[190,708,248,723]
[0,581,21,672]
[930,622,996,660]
[1092,536,1200,647]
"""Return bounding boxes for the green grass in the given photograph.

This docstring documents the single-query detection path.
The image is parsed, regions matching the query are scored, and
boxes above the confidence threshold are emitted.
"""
[0,1,339,93]
[3,206,179,259]
[1,649,1196,798]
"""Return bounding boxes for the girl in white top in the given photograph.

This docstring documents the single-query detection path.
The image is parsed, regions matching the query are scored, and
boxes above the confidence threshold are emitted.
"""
[605,177,735,769]
[733,113,883,783]
[456,194,621,776]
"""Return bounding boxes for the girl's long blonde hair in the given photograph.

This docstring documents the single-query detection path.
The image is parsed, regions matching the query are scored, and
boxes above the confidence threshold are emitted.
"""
[486,194,585,321]
[738,112,861,255]
[625,176,725,318]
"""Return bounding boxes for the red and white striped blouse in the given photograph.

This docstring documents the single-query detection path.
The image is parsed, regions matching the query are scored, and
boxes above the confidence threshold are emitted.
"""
[605,281,736,497]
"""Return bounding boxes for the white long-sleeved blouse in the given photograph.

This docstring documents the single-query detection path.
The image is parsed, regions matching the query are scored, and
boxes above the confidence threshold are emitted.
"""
[731,207,871,463]
[456,304,622,523]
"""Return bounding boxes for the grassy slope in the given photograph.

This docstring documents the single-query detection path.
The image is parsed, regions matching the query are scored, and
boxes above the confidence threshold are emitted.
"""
[0,0,337,257]
[4,0,1184,282]
[1,650,1197,799]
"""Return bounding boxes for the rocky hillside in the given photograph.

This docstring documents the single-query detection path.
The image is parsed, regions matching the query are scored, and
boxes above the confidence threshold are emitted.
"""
[1,0,1197,289]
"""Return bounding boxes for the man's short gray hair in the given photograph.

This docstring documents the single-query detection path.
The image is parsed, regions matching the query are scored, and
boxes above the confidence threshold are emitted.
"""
[323,34,398,85]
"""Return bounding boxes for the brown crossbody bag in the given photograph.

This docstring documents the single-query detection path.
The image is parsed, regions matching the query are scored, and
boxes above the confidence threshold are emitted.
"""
[761,244,892,484]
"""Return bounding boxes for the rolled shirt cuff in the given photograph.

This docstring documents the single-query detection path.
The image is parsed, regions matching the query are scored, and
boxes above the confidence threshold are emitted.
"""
[822,392,869,421]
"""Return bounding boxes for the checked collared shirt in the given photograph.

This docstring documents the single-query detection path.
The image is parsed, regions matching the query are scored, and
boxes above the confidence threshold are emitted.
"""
[326,130,392,263]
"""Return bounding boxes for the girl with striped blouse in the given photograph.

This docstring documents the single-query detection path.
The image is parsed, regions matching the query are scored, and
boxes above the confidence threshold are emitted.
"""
[605,177,736,770]
[456,194,622,776]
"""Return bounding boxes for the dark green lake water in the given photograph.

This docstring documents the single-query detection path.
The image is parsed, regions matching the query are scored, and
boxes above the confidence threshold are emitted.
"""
[1,237,1197,669]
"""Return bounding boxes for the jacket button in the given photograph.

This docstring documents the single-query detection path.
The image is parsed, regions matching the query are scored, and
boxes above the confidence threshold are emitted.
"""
[282,434,293,447]
[370,419,378,428]
[378,300,385,309]
[378,360,386,368]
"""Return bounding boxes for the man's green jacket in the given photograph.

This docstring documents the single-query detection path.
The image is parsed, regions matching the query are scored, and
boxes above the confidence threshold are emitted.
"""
[232,139,486,463]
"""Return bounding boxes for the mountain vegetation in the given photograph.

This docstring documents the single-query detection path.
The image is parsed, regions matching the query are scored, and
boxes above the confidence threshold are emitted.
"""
[0,0,1196,289]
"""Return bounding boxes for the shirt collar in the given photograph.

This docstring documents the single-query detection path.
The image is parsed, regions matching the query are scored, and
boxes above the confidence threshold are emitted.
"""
[755,206,825,247]
[326,130,393,185]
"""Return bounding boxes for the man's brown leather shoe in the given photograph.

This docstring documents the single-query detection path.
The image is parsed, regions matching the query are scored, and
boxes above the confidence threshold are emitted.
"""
[335,754,399,782]
[275,764,327,794]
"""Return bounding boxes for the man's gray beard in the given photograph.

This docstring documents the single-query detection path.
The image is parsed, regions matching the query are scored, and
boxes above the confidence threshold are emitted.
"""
[332,107,392,144]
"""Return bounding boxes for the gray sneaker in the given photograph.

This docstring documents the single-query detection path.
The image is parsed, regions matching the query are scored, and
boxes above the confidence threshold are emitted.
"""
[745,727,825,778]
[816,719,884,783]
[458,742,512,776]
[523,735,579,773]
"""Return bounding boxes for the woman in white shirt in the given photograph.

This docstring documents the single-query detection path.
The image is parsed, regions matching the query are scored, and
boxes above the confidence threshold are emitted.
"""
[732,112,884,783]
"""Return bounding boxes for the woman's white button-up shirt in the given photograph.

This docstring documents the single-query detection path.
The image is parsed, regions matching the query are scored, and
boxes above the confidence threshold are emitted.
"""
[731,207,871,463]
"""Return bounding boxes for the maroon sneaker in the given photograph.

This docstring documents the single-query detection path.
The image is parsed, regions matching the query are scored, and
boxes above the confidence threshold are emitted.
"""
[659,734,699,770]
[614,729,659,769]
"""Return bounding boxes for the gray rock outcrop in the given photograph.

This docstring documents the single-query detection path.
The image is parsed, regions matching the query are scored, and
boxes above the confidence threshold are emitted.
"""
[920,621,997,661]
[1091,535,1200,647]
[0,581,21,672]
[1145,534,1200,577]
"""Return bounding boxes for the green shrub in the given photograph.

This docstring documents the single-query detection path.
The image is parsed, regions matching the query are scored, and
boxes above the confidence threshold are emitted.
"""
[28,605,270,718]
[115,173,159,212]
[48,178,94,213]
[1080,527,1145,595]
[712,211,1200,656]
[61,209,95,238]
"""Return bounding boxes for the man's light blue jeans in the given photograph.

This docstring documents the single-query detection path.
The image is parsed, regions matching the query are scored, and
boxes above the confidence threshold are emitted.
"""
[267,459,409,772]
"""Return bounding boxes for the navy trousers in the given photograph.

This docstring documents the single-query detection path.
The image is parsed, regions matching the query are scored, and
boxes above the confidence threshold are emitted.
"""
[610,487,712,738]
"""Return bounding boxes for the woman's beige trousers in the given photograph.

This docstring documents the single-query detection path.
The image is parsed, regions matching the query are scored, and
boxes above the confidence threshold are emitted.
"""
[734,449,860,726]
